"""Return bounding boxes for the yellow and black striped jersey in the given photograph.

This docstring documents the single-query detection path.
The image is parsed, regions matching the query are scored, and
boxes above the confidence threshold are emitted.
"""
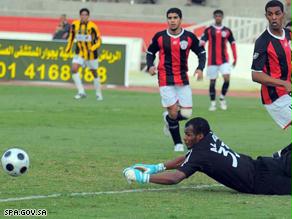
[65,20,102,60]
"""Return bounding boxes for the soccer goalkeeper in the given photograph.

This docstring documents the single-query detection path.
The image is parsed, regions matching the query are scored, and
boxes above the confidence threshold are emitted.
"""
[123,117,291,195]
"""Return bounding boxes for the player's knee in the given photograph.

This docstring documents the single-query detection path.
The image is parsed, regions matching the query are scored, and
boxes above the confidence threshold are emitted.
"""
[168,111,178,120]
[180,108,192,119]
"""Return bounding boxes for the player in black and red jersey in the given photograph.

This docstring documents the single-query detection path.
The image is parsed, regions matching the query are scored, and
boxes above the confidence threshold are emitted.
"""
[252,0,291,159]
[200,10,237,111]
[124,117,291,195]
[251,0,291,130]
[146,8,206,152]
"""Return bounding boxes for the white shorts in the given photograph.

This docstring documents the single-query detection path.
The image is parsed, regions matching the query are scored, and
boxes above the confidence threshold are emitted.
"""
[264,94,291,129]
[207,63,231,80]
[72,55,98,70]
[159,85,193,108]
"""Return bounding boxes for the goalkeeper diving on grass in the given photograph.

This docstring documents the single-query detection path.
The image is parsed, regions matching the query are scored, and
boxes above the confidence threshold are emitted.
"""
[123,117,291,195]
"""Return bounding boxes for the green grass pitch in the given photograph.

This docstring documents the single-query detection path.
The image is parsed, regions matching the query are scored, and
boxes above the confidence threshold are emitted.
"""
[0,85,290,218]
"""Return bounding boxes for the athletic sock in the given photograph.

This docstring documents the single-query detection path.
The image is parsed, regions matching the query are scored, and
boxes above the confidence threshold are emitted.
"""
[93,77,102,96]
[219,94,225,101]
[166,115,182,145]
[72,73,85,94]
[221,81,230,96]
[210,100,216,106]
[209,81,216,101]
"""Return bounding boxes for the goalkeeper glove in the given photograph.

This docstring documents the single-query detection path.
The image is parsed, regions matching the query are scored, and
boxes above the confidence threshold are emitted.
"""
[123,167,150,184]
[132,163,165,174]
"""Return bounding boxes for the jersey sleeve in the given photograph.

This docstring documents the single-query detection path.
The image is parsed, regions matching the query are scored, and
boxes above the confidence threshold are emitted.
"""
[251,38,267,72]
[227,29,237,61]
[65,23,76,53]
[190,33,206,71]
[200,27,209,45]
[227,29,236,44]
[177,150,201,178]
[146,33,160,69]
[90,23,102,51]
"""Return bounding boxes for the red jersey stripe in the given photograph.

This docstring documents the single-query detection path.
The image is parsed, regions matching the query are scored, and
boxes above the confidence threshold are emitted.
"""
[157,35,167,86]
[170,37,183,85]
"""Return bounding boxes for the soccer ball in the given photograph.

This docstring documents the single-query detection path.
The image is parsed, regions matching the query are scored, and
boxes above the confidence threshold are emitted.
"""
[1,148,29,177]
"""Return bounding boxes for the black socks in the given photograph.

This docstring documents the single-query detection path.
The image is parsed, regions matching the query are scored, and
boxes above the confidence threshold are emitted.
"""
[166,115,182,144]
[221,81,230,97]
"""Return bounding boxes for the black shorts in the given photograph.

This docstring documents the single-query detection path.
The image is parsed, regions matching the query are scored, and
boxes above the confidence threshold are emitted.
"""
[253,152,291,195]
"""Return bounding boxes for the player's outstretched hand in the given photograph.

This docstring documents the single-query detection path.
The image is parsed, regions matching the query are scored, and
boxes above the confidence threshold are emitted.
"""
[123,167,150,184]
[132,163,165,174]
[232,60,237,67]
[194,69,203,81]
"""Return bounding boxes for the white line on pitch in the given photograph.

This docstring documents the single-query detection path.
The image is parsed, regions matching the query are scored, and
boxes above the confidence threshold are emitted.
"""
[0,194,61,203]
[0,184,222,203]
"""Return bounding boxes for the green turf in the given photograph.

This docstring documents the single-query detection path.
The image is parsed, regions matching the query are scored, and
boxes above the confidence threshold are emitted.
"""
[0,85,290,218]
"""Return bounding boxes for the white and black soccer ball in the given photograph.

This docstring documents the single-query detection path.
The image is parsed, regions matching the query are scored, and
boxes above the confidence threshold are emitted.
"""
[1,148,29,177]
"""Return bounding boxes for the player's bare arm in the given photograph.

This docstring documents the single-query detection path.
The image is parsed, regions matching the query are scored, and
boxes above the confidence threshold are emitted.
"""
[164,155,186,170]
[252,71,291,92]
[149,170,186,185]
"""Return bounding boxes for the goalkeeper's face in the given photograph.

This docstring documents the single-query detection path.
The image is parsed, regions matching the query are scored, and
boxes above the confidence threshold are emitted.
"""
[183,126,204,149]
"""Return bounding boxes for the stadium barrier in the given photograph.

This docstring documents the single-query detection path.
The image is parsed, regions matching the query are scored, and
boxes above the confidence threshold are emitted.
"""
[0,32,143,87]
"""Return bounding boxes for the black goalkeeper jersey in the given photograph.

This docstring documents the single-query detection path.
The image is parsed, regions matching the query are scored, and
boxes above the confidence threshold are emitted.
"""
[178,132,291,195]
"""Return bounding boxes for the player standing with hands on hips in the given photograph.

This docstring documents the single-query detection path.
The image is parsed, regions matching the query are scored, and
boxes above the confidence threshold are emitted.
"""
[66,8,103,101]
[146,8,206,152]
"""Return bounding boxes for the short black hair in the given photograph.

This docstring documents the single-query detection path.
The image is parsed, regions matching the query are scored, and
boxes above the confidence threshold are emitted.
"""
[265,0,284,13]
[166,8,182,19]
[213,9,224,16]
[185,117,210,136]
[80,8,90,15]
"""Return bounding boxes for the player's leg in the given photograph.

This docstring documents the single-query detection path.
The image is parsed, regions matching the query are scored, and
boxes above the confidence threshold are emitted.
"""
[281,150,291,177]
[219,63,231,110]
[207,66,218,111]
[267,94,291,158]
[160,86,183,151]
[71,56,86,99]
[176,85,193,121]
[209,79,216,111]
[219,74,229,110]
[165,104,185,152]
[174,85,193,151]
[264,94,291,129]
[87,59,103,101]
